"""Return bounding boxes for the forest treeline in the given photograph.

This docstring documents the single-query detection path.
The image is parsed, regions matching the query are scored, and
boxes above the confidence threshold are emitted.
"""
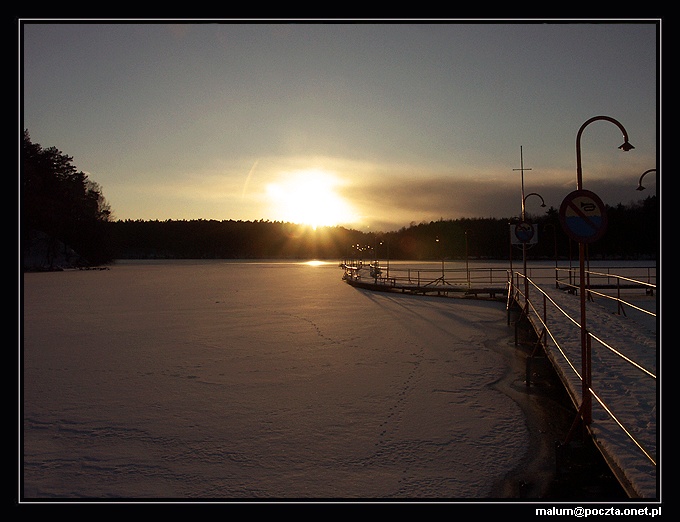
[108,202,657,262]
[21,130,658,269]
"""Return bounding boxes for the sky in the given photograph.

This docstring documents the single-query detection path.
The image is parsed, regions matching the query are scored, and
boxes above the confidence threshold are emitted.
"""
[20,19,659,232]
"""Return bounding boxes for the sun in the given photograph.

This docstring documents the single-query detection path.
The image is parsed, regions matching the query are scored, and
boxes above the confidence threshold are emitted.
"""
[266,169,356,229]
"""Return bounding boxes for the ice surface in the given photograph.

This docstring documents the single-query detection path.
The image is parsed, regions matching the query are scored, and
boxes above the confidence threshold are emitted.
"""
[22,260,532,500]
[21,259,658,501]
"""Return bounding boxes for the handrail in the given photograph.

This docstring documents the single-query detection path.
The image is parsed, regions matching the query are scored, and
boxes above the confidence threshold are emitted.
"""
[342,262,509,289]
[343,260,657,470]
[510,272,656,466]
[587,269,656,288]
[517,273,656,379]
[555,266,657,289]
[587,330,656,379]
[555,266,656,318]
[590,389,657,466]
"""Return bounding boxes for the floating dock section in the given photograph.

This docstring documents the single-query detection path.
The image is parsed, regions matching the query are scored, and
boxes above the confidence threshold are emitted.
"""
[341,261,507,300]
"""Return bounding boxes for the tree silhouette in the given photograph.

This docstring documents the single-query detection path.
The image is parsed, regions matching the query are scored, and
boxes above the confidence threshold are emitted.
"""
[22,130,113,267]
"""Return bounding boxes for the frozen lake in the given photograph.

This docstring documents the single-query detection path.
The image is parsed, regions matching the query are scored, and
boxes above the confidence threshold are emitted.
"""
[21,259,630,501]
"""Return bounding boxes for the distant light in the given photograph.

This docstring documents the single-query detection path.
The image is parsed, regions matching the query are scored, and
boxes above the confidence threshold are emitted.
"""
[305,260,326,267]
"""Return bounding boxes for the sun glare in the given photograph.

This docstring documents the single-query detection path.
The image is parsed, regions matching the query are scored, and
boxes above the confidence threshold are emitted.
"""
[266,170,356,229]
[304,260,327,266]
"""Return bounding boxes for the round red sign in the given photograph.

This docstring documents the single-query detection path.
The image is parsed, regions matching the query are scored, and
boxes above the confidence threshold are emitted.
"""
[559,189,608,243]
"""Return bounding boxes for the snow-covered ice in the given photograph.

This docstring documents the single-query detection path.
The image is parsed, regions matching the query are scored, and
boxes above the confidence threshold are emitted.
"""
[21,259,658,502]
[22,260,536,500]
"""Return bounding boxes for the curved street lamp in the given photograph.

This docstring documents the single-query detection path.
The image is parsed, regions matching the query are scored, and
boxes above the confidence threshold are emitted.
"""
[523,192,546,212]
[576,115,634,190]
[571,115,633,431]
[637,168,657,191]
[521,192,546,304]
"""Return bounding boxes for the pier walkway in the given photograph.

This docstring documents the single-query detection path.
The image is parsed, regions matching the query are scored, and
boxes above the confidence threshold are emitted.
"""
[341,261,508,299]
[341,261,658,499]
[509,269,657,499]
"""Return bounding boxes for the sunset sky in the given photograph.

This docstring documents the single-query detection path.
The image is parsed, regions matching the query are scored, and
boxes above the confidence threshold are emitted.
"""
[21,19,659,232]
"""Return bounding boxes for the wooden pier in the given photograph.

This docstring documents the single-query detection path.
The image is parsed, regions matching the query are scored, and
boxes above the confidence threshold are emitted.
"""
[341,261,507,300]
[508,271,657,499]
[342,261,658,499]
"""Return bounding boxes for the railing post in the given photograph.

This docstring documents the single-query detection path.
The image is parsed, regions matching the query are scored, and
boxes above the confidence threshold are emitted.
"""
[543,293,547,346]
[616,276,627,316]
[507,277,512,325]
[584,334,592,425]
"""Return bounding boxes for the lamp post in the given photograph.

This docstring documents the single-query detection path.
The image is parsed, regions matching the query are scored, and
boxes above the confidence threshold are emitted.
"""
[508,221,514,275]
[465,229,471,288]
[378,239,390,280]
[513,147,534,312]
[514,146,532,222]
[636,168,656,191]
[574,115,634,427]
[576,116,634,190]
[435,237,444,280]
[521,192,546,305]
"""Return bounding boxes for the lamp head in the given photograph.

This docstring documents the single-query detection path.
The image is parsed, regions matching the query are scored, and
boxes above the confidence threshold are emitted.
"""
[637,185,646,191]
[619,141,635,152]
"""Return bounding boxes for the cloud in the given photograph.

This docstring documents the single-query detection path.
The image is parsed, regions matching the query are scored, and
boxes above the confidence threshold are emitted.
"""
[342,171,653,231]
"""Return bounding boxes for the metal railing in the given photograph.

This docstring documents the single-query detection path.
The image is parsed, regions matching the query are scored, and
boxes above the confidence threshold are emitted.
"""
[341,259,508,290]
[555,266,657,317]
[508,270,657,468]
[343,259,657,472]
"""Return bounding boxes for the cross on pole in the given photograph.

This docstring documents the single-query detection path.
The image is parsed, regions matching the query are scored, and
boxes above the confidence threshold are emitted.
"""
[512,146,532,314]
[513,145,532,220]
